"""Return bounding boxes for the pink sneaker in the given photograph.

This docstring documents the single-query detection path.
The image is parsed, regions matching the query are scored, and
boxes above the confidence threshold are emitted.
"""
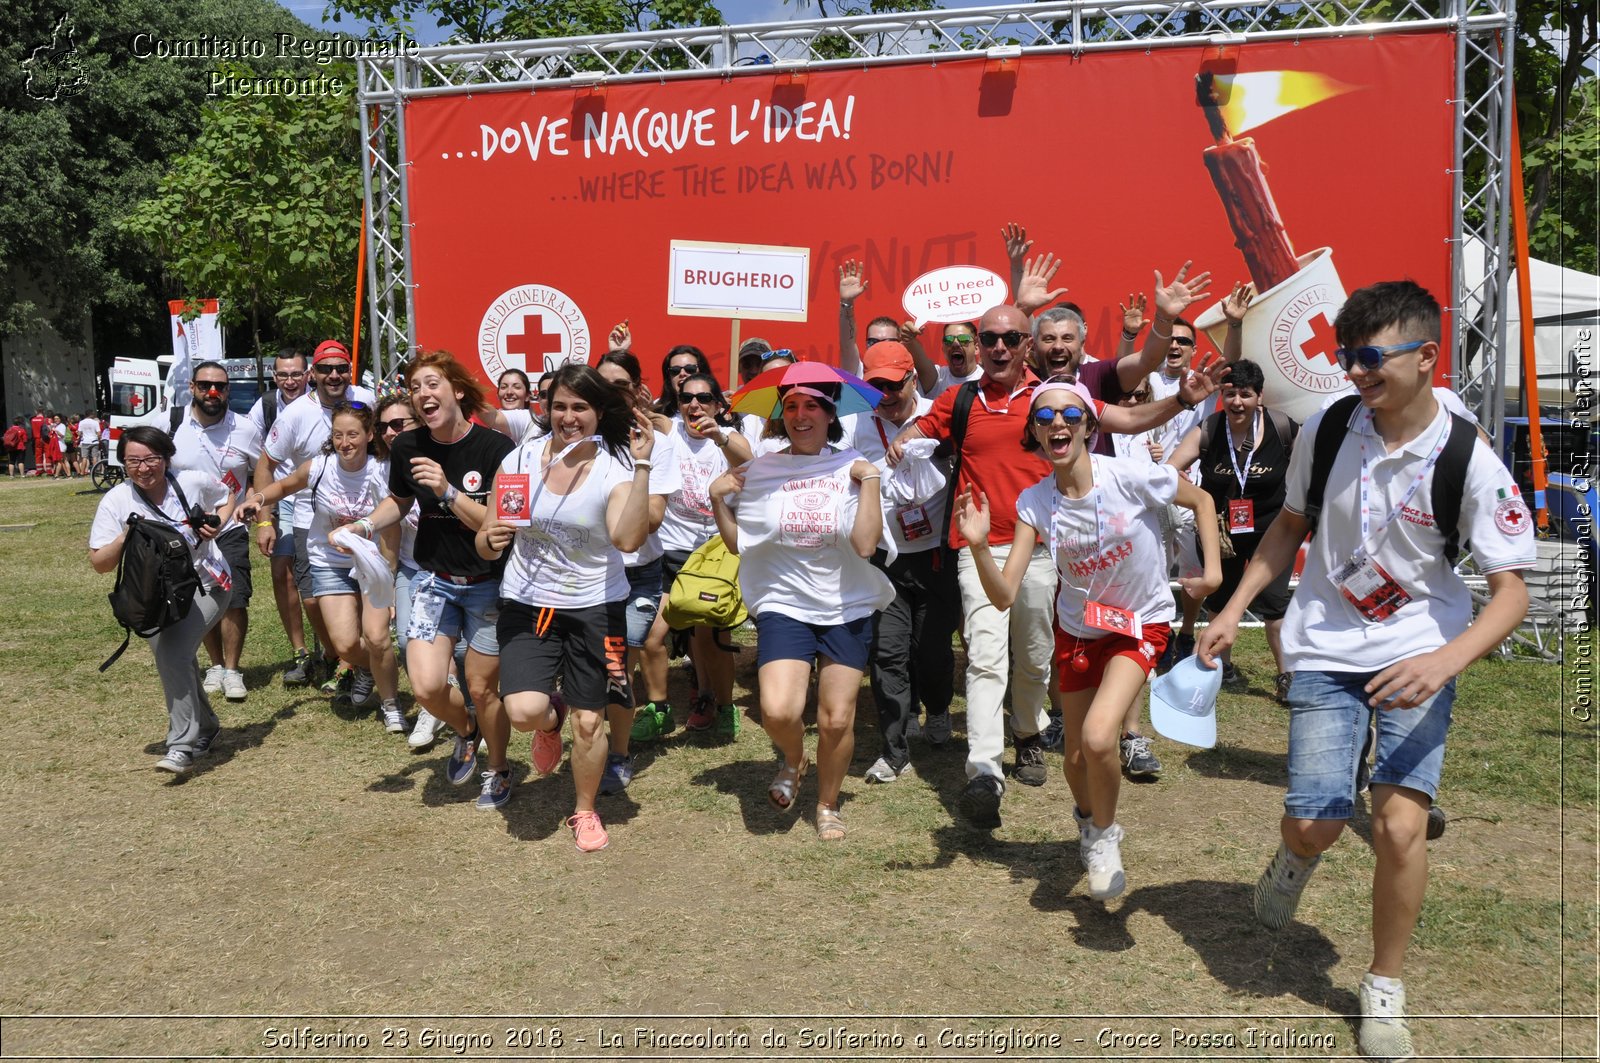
[566,810,609,852]
[531,693,568,776]
[684,692,715,731]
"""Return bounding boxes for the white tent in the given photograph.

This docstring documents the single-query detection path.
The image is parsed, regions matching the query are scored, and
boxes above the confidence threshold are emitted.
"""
[1462,237,1600,412]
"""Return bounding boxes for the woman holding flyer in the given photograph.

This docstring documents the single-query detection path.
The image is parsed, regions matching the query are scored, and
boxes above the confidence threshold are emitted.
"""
[957,379,1222,899]
[635,372,752,742]
[241,401,403,731]
[709,382,893,842]
[475,364,656,852]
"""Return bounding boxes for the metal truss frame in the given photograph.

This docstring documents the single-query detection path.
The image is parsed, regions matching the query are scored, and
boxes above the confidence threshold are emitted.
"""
[358,0,1518,439]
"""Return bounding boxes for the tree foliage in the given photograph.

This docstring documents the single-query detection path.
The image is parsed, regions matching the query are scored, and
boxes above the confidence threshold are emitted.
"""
[119,67,364,355]
[325,0,726,42]
[1514,0,1597,273]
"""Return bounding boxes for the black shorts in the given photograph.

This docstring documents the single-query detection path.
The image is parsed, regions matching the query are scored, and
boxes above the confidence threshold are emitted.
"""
[1206,549,1294,621]
[498,600,629,710]
[216,525,253,606]
[292,527,314,598]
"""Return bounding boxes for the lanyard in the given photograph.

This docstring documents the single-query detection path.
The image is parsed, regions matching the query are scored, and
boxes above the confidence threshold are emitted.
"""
[974,378,1035,416]
[1355,409,1450,558]
[183,412,236,479]
[873,416,890,451]
[519,434,602,513]
[1047,457,1113,594]
[1224,410,1260,496]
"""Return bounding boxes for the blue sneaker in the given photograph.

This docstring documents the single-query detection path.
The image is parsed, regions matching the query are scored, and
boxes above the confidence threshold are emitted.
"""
[447,716,479,786]
[599,753,635,795]
[1040,711,1064,752]
[474,769,511,811]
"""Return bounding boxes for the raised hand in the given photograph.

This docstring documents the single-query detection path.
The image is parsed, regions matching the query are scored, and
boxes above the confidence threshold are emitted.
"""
[1153,260,1214,320]
[838,260,867,305]
[608,319,632,351]
[1221,281,1254,325]
[954,488,992,546]
[629,409,656,463]
[1016,253,1069,314]
[1001,221,1033,267]
[1120,292,1149,334]
[1178,359,1227,407]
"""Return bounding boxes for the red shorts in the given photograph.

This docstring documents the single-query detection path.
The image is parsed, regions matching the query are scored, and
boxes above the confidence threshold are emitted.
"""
[1055,624,1170,693]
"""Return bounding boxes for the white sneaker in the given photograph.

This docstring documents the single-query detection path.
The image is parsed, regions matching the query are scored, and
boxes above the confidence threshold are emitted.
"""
[863,756,911,784]
[1358,974,1414,1060]
[221,669,247,702]
[381,700,407,734]
[202,665,224,695]
[1083,822,1126,900]
[408,708,442,749]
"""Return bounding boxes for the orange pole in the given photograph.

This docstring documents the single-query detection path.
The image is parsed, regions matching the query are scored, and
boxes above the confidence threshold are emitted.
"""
[1508,103,1550,530]
[351,200,367,383]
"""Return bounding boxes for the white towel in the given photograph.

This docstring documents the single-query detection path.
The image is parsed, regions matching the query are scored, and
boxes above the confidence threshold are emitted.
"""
[344,533,396,609]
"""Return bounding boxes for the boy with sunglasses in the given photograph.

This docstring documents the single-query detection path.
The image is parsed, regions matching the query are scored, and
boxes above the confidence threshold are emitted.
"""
[1197,280,1533,1060]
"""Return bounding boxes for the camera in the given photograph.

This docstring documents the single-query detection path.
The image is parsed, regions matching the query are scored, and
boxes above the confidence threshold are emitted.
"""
[187,506,221,531]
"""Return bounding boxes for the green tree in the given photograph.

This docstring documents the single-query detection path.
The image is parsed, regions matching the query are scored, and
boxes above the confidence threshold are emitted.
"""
[119,65,364,355]
[1515,2,1597,273]
[325,0,725,42]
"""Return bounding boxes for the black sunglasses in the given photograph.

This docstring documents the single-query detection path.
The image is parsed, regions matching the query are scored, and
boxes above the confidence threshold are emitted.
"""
[313,363,352,375]
[194,379,230,392]
[379,418,411,432]
[978,330,1027,350]
[668,362,699,375]
[678,390,716,405]
[1170,335,1196,347]
[865,336,895,348]
[873,374,914,394]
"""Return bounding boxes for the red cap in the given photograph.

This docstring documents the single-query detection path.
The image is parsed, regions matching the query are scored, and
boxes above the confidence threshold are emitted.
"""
[862,341,914,383]
[312,339,351,365]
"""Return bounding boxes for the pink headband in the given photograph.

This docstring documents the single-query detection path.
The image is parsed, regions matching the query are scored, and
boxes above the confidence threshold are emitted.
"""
[1031,380,1095,412]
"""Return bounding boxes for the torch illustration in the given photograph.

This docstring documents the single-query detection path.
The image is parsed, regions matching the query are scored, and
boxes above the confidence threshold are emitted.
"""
[1193,69,1358,421]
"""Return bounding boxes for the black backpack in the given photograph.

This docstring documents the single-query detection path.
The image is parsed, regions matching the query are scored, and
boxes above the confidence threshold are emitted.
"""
[1304,394,1479,565]
[100,476,203,671]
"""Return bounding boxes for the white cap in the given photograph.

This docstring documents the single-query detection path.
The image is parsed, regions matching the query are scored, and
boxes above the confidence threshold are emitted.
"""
[1149,653,1223,749]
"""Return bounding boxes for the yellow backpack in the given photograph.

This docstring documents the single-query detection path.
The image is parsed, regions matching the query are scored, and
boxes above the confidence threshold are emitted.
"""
[662,534,747,630]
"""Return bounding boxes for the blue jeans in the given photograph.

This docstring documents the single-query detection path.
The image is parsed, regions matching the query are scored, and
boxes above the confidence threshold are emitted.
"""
[1284,670,1455,820]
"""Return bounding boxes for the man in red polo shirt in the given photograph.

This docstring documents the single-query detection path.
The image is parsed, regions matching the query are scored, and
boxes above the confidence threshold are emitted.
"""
[890,302,1218,829]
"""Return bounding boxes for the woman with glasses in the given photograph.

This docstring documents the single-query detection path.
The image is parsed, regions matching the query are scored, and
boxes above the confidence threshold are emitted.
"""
[241,401,405,733]
[1108,383,1166,463]
[956,380,1222,900]
[1165,359,1300,699]
[737,345,800,457]
[709,383,893,842]
[655,345,712,419]
[497,369,532,412]
[474,364,656,851]
[638,371,752,741]
[89,426,235,775]
[593,352,681,794]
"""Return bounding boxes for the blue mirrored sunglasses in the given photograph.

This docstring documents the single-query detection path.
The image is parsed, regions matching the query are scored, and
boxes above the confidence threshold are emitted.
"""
[1031,405,1087,426]
[1334,340,1426,372]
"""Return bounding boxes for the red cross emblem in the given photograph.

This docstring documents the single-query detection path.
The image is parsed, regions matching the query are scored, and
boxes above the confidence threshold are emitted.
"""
[505,312,564,365]
[1298,309,1339,367]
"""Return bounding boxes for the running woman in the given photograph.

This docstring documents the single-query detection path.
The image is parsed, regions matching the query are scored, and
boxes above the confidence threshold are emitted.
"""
[475,364,656,851]
[709,382,893,842]
[957,379,1222,899]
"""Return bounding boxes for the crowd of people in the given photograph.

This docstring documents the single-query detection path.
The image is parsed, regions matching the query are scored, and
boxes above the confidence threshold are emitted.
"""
[81,226,1537,1060]
[5,407,108,478]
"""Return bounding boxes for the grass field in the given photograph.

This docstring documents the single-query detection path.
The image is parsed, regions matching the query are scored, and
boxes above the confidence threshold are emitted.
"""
[1,475,1595,1061]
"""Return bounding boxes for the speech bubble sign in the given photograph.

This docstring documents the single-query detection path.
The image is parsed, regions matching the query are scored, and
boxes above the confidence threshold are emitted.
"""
[901,266,1009,329]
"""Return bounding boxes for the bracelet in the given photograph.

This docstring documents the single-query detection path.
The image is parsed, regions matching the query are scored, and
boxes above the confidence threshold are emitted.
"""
[1150,325,1173,341]
[1228,320,1243,329]
[858,473,881,482]
[634,460,653,470]
[253,520,274,529]
[356,518,374,538]
[1120,329,1140,341]
[712,432,729,448]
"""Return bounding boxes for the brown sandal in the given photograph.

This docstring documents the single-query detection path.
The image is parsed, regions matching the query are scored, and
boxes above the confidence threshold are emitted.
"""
[768,755,808,811]
[815,805,846,841]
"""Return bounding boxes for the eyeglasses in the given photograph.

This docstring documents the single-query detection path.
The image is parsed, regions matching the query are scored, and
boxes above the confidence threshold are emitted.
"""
[1335,339,1427,372]
[1170,336,1196,347]
[124,455,164,469]
[379,419,412,433]
[763,348,794,362]
[668,362,698,376]
[943,335,975,349]
[678,391,716,405]
[978,330,1027,350]
[194,380,230,393]
[865,336,896,348]
[1031,405,1087,427]
[874,374,914,394]
[313,363,351,376]
[273,370,306,380]
[1123,390,1151,402]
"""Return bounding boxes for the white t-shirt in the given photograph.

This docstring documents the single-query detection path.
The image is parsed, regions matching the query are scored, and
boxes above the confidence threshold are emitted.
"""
[923,363,984,400]
[728,449,895,625]
[498,441,635,608]
[398,505,420,572]
[170,408,263,519]
[1014,457,1180,640]
[739,412,791,457]
[618,430,682,567]
[498,408,547,445]
[262,387,376,529]
[1280,398,1536,672]
[89,470,233,589]
[78,417,100,446]
[659,420,734,554]
[844,398,947,555]
[306,454,390,570]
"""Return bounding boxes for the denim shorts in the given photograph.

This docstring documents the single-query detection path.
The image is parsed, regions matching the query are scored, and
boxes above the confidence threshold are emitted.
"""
[623,557,663,648]
[755,611,873,671]
[271,501,296,559]
[1284,669,1455,820]
[310,563,360,597]
[405,570,501,656]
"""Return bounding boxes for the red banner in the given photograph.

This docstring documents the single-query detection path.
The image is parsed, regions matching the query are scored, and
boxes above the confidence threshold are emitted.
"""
[404,32,1455,413]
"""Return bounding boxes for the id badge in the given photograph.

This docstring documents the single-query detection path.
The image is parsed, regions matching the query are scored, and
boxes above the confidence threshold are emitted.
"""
[895,503,935,542]
[1330,555,1413,624]
[221,469,241,492]
[1227,498,1255,534]
[407,585,447,643]
[1084,600,1142,639]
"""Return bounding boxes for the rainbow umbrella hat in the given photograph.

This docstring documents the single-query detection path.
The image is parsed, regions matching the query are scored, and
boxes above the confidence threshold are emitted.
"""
[729,361,884,419]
